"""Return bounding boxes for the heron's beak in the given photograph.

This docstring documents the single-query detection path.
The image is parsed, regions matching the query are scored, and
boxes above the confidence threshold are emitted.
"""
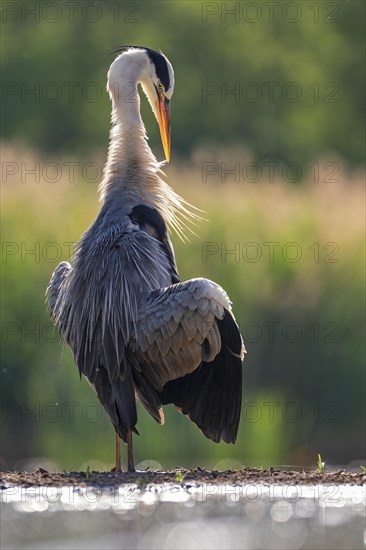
[155,96,170,162]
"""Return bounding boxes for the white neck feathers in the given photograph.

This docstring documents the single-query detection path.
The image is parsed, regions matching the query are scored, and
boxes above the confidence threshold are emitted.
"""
[98,50,197,239]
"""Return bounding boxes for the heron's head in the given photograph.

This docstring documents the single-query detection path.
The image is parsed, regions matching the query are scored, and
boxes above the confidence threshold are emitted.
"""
[108,46,174,161]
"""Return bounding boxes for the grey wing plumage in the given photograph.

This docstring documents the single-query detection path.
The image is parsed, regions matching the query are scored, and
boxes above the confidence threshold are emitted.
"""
[46,261,71,319]
[133,278,234,388]
[46,250,139,441]
[46,214,245,445]
[132,278,245,443]
[45,216,173,442]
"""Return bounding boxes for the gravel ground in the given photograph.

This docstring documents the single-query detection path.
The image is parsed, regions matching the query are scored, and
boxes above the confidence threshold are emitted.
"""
[1,466,365,489]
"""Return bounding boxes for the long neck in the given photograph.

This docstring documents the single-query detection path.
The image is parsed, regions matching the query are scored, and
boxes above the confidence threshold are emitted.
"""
[99,66,196,240]
[99,86,163,210]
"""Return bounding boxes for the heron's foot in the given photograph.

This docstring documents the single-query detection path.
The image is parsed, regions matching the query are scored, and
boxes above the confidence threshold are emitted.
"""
[111,465,123,473]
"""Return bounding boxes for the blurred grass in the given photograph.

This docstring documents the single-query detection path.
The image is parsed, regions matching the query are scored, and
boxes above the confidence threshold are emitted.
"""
[1,144,365,470]
[1,1,365,166]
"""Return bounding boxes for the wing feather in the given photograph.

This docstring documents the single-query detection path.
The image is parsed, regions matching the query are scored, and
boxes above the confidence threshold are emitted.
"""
[159,309,245,444]
[46,214,245,446]
[46,218,175,439]
[46,261,71,320]
[133,278,234,390]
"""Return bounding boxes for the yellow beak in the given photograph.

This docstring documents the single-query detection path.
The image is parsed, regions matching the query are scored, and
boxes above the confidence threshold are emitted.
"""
[155,96,171,162]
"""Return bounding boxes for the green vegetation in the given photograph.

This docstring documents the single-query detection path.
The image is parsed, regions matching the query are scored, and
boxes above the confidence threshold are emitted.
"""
[1,0,365,471]
[317,454,324,474]
[1,1,365,168]
[1,150,364,470]
[175,470,188,483]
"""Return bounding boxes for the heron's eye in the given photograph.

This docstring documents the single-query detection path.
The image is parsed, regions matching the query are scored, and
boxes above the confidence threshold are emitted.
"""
[157,81,164,91]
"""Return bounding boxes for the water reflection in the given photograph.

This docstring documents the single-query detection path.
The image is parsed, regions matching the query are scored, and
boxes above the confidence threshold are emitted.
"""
[1,484,365,549]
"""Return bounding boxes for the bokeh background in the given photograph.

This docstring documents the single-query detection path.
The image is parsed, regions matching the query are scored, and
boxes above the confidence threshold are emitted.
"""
[1,0,365,472]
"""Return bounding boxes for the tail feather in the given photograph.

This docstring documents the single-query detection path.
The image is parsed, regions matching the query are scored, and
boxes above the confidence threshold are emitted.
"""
[133,367,165,425]
[92,365,138,443]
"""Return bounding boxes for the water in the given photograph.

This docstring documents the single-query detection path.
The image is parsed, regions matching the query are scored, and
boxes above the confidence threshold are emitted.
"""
[1,483,365,549]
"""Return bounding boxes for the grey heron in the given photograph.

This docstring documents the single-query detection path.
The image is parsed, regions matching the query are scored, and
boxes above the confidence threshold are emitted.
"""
[47,47,245,472]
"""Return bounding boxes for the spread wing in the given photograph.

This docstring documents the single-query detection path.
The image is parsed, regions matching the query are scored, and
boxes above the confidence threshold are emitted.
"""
[132,278,241,389]
[131,278,245,443]
[47,229,245,444]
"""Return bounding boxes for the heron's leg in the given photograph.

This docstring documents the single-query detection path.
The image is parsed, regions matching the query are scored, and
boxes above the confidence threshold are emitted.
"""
[127,429,136,472]
[115,432,122,472]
